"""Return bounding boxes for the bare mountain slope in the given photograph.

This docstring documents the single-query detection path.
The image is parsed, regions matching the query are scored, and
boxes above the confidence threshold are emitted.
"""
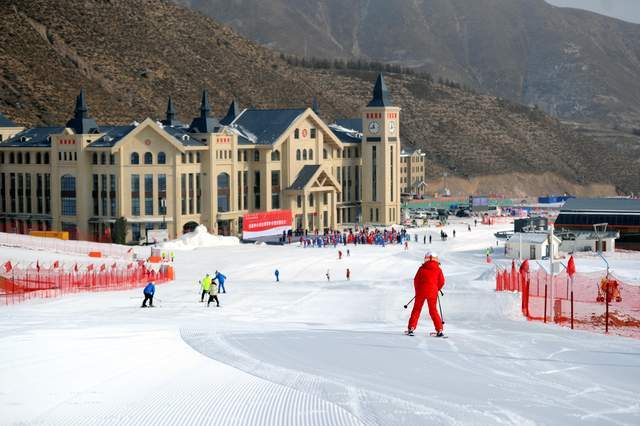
[0,0,636,195]
[175,0,640,129]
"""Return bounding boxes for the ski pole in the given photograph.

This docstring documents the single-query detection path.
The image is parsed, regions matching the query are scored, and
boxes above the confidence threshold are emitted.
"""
[403,296,415,309]
[437,294,445,324]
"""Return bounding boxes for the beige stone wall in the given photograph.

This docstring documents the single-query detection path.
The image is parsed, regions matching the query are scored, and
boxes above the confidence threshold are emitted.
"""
[1,104,406,241]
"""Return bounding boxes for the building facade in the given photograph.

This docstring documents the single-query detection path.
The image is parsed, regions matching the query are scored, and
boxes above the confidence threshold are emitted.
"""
[0,74,404,243]
[399,148,427,197]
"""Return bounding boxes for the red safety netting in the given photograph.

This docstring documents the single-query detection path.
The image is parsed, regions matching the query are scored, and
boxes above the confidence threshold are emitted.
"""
[496,265,640,339]
[0,261,173,306]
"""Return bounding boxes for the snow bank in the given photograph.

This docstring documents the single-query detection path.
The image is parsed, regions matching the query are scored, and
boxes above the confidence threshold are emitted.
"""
[159,225,239,251]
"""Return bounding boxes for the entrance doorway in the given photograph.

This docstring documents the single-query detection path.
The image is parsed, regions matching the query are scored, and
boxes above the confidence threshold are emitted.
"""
[183,221,198,234]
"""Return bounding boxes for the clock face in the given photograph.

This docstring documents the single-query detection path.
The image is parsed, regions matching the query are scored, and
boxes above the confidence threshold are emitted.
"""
[389,121,396,133]
[368,121,380,134]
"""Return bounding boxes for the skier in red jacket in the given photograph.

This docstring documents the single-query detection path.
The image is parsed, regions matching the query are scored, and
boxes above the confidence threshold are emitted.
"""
[407,251,445,336]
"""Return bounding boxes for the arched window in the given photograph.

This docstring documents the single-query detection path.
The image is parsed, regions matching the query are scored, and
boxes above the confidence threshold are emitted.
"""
[130,152,139,165]
[303,149,307,160]
[296,149,301,161]
[60,175,77,216]
[323,149,328,159]
[217,173,230,213]
[100,153,106,165]
[309,149,313,160]
[271,150,280,161]
[92,153,98,164]
[157,152,166,164]
[144,152,153,165]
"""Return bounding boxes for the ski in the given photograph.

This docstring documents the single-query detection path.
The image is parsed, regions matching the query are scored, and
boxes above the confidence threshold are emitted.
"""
[429,332,448,339]
[404,330,415,336]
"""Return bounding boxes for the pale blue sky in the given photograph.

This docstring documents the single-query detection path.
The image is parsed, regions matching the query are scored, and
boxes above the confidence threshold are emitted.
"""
[546,0,640,24]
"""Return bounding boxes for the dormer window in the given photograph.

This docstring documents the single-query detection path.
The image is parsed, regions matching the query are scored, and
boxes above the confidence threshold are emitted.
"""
[310,128,316,139]
[294,129,300,139]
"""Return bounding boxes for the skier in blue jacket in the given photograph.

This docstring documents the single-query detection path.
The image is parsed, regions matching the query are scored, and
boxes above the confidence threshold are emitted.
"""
[141,281,155,308]
[215,271,227,293]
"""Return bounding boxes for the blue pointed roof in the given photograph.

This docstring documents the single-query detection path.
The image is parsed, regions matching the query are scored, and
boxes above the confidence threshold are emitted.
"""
[220,99,240,125]
[367,73,393,107]
[0,112,18,128]
[162,96,182,127]
[230,108,306,145]
[66,88,100,134]
[189,90,220,133]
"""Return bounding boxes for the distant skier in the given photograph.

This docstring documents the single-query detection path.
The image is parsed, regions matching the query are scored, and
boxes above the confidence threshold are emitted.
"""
[326,269,330,281]
[429,235,432,244]
[215,270,227,293]
[423,235,426,244]
[170,251,175,262]
[141,281,155,308]
[338,250,343,260]
[453,229,456,238]
[275,269,280,282]
[347,249,350,257]
[407,251,445,337]
[207,279,220,307]
[346,268,351,281]
[200,273,212,302]
[404,241,409,250]
[468,224,471,232]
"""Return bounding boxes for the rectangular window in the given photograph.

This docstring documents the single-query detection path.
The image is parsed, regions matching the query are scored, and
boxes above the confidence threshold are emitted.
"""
[347,166,352,202]
[237,171,242,211]
[92,174,99,216]
[17,174,24,213]
[131,174,140,216]
[181,174,187,215]
[376,208,379,222]
[110,175,117,216]
[390,145,394,202]
[144,174,153,215]
[297,195,302,209]
[188,174,194,214]
[271,170,280,209]
[254,171,261,210]
[60,175,77,216]
[181,153,186,164]
[132,223,141,242]
[310,128,316,139]
[44,174,51,214]
[196,173,201,214]
[25,174,31,213]
[372,146,377,202]
[355,166,360,201]
[158,174,167,215]
[101,174,108,216]
[0,173,5,213]
[254,150,260,162]
[242,171,248,210]
[9,173,16,212]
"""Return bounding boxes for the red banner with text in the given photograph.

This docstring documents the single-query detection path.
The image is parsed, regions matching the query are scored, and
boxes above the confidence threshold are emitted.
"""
[242,210,292,239]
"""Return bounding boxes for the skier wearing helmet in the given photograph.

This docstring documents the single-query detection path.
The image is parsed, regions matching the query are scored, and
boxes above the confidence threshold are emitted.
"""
[407,251,445,337]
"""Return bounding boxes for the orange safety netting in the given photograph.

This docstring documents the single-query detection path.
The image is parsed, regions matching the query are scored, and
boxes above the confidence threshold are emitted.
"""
[496,266,640,339]
[0,262,173,306]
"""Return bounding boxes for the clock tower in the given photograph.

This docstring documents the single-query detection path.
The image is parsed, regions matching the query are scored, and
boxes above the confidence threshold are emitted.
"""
[361,73,401,225]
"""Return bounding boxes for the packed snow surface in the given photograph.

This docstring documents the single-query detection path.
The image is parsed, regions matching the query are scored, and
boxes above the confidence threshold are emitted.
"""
[1,220,639,425]
[159,224,239,250]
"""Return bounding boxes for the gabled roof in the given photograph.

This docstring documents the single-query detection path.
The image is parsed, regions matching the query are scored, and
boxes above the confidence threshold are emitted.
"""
[231,108,306,145]
[289,165,321,190]
[367,73,393,107]
[0,112,18,128]
[88,122,206,148]
[329,119,362,144]
[560,198,640,213]
[0,127,64,147]
[87,126,137,147]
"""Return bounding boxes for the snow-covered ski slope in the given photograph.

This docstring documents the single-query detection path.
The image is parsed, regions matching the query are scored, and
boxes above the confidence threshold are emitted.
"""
[1,222,639,425]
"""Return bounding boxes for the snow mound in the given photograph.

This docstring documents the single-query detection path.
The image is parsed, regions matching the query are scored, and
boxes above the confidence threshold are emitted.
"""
[160,225,239,250]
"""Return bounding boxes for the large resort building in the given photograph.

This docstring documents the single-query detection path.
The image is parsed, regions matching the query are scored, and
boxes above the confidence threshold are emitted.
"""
[0,74,422,242]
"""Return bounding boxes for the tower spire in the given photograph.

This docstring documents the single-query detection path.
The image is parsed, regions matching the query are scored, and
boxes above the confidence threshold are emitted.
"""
[200,90,211,117]
[162,95,182,127]
[189,89,220,133]
[312,97,320,115]
[220,98,240,125]
[66,88,98,134]
[367,73,393,107]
